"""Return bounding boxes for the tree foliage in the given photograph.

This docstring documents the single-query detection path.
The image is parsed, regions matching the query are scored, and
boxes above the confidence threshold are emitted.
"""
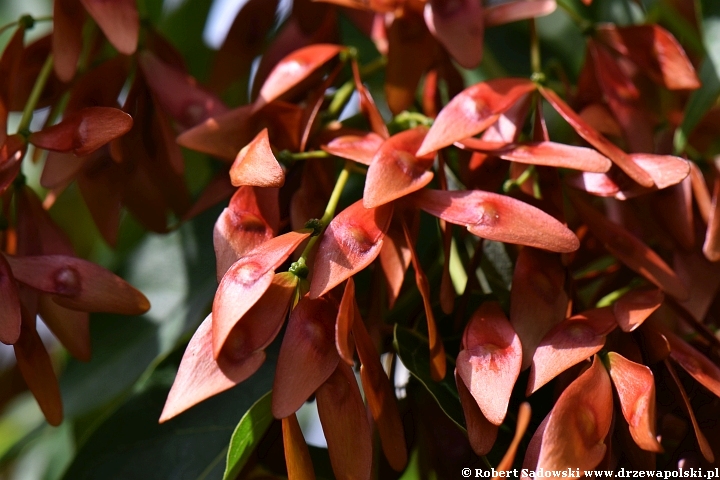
[0,0,719,478]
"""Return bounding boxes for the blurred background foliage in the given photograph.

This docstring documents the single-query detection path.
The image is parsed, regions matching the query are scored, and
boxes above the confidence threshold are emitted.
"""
[0,0,710,478]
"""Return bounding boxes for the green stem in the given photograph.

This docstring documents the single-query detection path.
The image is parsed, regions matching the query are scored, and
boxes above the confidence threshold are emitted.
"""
[503,165,535,192]
[359,55,387,77]
[0,22,18,37]
[596,287,631,308]
[388,111,433,134]
[277,149,330,164]
[0,15,52,37]
[326,55,387,119]
[530,19,541,76]
[327,80,356,118]
[17,53,54,135]
[299,150,331,160]
[320,165,351,226]
[532,178,542,200]
[293,163,352,273]
[394,111,433,126]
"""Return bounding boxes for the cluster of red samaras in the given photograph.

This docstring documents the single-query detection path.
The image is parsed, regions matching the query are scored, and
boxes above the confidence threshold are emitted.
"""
[0,1,158,426]
[148,1,720,478]
[1,0,719,476]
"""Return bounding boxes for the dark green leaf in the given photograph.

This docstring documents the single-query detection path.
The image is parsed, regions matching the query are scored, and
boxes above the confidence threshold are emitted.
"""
[223,391,273,480]
[674,0,720,154]
[478,240,512,311]
[481,240,512,291]
[12,422,73,480]
[60,207,220,421]
[393,325,465,431]
[674,60,720,154]
[123,215,219,353]
[307,445,336,480]
[158,0,214,79]
[136,0,163,25]
[61,344,277,480]
[60,315,160,419]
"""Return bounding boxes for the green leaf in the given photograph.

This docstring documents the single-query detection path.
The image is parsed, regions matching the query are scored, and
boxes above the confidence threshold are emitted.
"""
[674,60,720,154]
[537,8,586,78]
[700,0,720,68]
[60,315,160,420]
[48,183,114,264]
[51,208,221,457]
[158,0,214,80]
[674,0,720,154]
[223,391,274,480]
[136,0,163,25]
[482,240,512,292]
[307,445,337,480]
[398,448,423,480]
[61,344,278,480]
[478,240,512,311]
[393,325,465,432]
[10,422,74,480]
[123,215,219,354]
[593,0,645,24]
[0,392,46,462]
